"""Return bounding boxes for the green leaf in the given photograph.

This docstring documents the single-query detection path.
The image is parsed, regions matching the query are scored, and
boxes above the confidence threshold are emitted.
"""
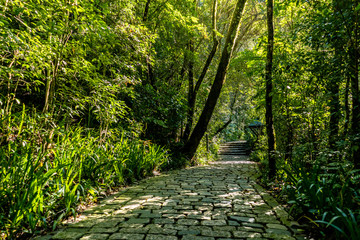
[356,4,360,12]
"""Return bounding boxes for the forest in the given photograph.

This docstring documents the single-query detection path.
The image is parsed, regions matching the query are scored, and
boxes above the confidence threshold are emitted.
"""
[0,0,360,239]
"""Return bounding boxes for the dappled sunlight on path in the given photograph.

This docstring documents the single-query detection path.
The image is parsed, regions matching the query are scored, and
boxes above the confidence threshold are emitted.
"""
[36,147,306,240]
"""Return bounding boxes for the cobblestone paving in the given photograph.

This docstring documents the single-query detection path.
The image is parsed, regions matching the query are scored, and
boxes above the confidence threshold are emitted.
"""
[38,155,306,240]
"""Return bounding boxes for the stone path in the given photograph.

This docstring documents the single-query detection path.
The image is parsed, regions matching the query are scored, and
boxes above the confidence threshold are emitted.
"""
[38,154,305,240]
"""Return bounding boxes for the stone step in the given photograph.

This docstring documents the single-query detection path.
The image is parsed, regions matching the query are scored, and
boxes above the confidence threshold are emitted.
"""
[220,143,248,146]
[219,154,247,156]
[219,153,248,156]
[220,147,248,150]
[218,140,250,156]
[219,150,247,153]
[219,147,247,150]
[221,144,248,147]
[219,144,249,148]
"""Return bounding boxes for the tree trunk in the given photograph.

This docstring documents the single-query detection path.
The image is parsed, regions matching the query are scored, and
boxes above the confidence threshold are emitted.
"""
[183,41,195,141]
[177,53,188,89]
[284,93,293,163]
[43,68,53,113]
[213,86,238,136]
[328,0,342,150]
[144,56,155,86]
[265,0,276,179]
[350,0,360,168]
[182,0,247,159]
[212,0,218,41]
[182,0,220,141]
[350,49,360,168]
[214,118,232,136]
[344,74,350,136]
[43,31,71,114]
[143,0,151,21]
[328,77,340,149]
[194,40,219,94]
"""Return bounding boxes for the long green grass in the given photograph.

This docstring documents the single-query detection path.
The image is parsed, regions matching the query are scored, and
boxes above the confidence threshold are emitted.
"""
[0,108,169,239]
[283,161,360,239]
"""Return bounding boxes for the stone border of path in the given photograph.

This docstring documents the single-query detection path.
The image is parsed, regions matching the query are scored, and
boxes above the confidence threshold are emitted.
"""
[34,155,308,240]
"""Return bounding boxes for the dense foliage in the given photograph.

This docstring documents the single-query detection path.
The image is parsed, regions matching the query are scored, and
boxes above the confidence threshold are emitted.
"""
[1,0,360,239]
[246,0,360,238]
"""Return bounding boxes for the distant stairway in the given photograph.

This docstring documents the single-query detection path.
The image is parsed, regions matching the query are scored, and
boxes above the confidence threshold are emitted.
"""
[218,140,249,155]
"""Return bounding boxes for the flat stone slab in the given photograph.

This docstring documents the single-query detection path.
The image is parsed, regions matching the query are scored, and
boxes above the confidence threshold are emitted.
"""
[38,152,304,239]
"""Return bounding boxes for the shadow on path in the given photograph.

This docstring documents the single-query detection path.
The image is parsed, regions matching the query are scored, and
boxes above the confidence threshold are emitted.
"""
[37,147,305,240]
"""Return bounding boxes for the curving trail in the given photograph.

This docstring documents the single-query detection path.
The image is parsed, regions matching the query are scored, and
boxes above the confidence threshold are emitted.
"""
[38,142,305,240]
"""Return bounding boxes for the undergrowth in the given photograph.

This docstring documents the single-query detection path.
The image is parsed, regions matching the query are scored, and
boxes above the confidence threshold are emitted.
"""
[251,135,360,239]
[283,160,360,239]
[0,107,169,239]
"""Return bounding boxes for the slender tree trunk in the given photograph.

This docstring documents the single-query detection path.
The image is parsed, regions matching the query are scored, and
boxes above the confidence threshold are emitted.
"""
[145,56,155,86]
[233,14,259,51]
[310,93,319,162]
[328,0,341,149]
[182,0,247,159]
[194,40,219,94]
[212,0,218,40]
[265,0,276,179]
[284,93,293,162]
[344,74,350,136]
[43,69,52,113]
[328,77,340,149]
[178,53,187,86]
[285,123,293,162]
[43,62,57,114]
[214,118,232,136]
[143,0,151,21]
[182,0,220,141]
[213,86,238,136]
[43,31,71,114]
[182,40,220,141]
[351,0,360,168]
[184,41,195,140]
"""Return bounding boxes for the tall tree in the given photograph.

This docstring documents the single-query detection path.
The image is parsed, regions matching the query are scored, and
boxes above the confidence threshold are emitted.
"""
[183,40,195,140]
[350,0,360,168]
[328,0,342,150]
[265,0,276,179]
[183,0,220,141]
[182,0,248,159]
